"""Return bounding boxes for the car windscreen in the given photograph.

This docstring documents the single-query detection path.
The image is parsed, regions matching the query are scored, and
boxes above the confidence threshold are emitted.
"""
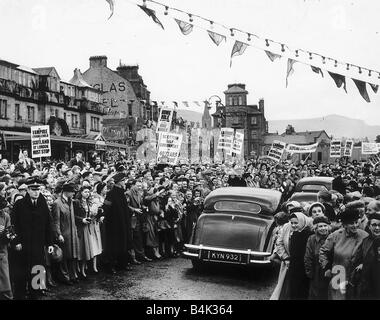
[214,201,261,214]
[301,184,328,192]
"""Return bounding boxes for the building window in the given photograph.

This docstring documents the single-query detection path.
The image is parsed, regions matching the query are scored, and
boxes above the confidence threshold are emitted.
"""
[91,117,100,132]
[251,131,258,139]
[55,109,59,118]
[128,104,133,116]
[128,125,133,138]
[71,114,79,128]
[233,116,240,124]
[238,96,243,105]
[15,104,20,120]
[0,100,7,119]
[27,106,35,122]
[64,112,66,122]
[251,116,257,125]
[229,96,233,106]
[318,152,322,161]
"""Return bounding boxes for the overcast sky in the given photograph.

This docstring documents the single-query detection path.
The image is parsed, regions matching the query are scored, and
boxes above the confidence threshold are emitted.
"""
[1,0,380,125]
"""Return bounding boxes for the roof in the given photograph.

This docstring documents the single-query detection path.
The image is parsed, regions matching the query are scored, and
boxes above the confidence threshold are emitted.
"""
[204,187,282,213]
[33,67,61,79]
[16,65,38,75]
[264,134,309,145]
[69,68,93,88]
[223,85,248,94]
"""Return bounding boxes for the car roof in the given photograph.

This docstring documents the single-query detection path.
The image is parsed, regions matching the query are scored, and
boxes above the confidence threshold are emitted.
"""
[297,177,334,185]
[204,187,282,213]
[289,192,318,202]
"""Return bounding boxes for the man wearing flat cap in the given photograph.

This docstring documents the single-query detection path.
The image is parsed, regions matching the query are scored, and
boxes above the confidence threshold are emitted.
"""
[11,176,54,299]
[102,172,133,273]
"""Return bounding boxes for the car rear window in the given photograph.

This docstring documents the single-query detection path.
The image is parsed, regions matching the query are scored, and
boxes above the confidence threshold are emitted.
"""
[214,201,261,214]
[301,184,328,192]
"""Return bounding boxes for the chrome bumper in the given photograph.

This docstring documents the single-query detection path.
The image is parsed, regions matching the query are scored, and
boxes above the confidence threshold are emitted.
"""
[183,244,272,264]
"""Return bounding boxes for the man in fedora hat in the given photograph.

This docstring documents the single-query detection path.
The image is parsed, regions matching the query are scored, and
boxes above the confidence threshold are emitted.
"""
[11,176,54,299]
[52,181,80,285]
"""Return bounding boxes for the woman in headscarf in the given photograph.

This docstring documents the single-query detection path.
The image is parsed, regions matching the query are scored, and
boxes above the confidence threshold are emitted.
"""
[304,216,331,300]
[319,208,368,300]
[271,208,313,300]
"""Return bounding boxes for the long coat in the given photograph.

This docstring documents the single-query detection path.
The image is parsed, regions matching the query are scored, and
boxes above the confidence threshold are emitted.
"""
[319,228,368,300]
[304,234,329,300]
[103,186,132,256]
[11,194,53,271]
[288,228,313,300]
[52,195,80,259]
[351,235,380,299]
[73,199,93,261]
[0,212,12,298]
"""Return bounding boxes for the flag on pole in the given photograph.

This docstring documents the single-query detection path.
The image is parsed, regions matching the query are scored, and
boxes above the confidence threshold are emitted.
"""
[370,83,379,94]
[265,50,282,62]
[230,41,248,67]
[138,5,164,30]
[106,0,115,19]
[286,59,296,88]
[311,65,324,77]
[174,19,193,35]
[207,30,226,46]
[352,79,371,103]
[328,71,347,93]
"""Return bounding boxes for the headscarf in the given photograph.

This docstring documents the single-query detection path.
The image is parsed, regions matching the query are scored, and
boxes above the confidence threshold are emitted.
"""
[290,212,313,232]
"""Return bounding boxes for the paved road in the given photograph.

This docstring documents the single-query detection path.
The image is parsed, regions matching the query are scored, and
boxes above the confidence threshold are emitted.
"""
[43,257,278,300]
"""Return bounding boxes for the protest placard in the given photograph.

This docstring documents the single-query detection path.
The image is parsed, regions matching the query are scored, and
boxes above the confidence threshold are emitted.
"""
[267,140,286,162]
[343,140,353,157]
[217,128,234,151]
[362,142,379,155]
[31,125,51,158]
[156,132,183,165]
[368,153,380,167]
[228,132,244,155]
[330,140,342,158]
[286,142,318,154]
[156,108,173,133]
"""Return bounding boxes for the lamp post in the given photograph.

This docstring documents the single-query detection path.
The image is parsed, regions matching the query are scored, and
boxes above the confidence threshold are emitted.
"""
[208,95,227,163]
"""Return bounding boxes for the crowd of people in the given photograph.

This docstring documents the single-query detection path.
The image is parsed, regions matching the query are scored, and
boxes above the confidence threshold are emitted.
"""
[0,148,379,300]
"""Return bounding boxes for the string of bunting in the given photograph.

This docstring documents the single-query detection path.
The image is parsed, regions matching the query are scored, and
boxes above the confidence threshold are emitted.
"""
[105,0,380,103]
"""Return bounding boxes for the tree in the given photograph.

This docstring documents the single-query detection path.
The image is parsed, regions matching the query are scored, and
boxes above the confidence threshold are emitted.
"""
[376,135,380,143]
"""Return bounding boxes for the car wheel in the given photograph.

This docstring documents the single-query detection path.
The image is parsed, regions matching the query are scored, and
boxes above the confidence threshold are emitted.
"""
[191,259,204,271]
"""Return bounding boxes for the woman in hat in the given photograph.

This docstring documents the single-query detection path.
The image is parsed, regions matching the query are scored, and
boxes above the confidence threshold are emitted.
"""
[319,208,368,300]
[73,186,95,279]
[351,212,380,299]
[0,197,13,300]
[304,216,331,300]
[308,202,326,220]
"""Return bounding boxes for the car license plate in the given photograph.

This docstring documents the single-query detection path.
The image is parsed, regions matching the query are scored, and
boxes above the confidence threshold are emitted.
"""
[201,250,247,264]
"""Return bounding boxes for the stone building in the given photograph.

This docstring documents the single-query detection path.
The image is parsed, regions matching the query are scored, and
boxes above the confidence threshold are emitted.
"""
[0,58,126,161]
[212,83,268,158]
[82,56,158,147]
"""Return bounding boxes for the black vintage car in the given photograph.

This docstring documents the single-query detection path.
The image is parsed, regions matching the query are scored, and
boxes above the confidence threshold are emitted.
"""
[288,177,334,204]
[183,187,282,268]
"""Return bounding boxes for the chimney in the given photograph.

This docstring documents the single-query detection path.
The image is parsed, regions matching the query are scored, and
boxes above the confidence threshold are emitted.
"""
[259,98,264,113]
[89,56,108,68]
[117,64,139,80]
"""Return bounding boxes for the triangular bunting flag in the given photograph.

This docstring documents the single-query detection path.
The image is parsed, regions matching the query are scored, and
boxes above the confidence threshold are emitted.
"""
[138,5,164,30]
[370,83,379,94]
[328,71,347,93]
[207,30,226,46]
[173,101,178,108]
[352,79,371,103]
[230,41,248,67]
[286,59,296,88]
[182,101,190,108]
[311,65,324,78]
[265,50,281,62]
[106,0,115,19]
[174,19,193,35]
[193,101,201,107]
